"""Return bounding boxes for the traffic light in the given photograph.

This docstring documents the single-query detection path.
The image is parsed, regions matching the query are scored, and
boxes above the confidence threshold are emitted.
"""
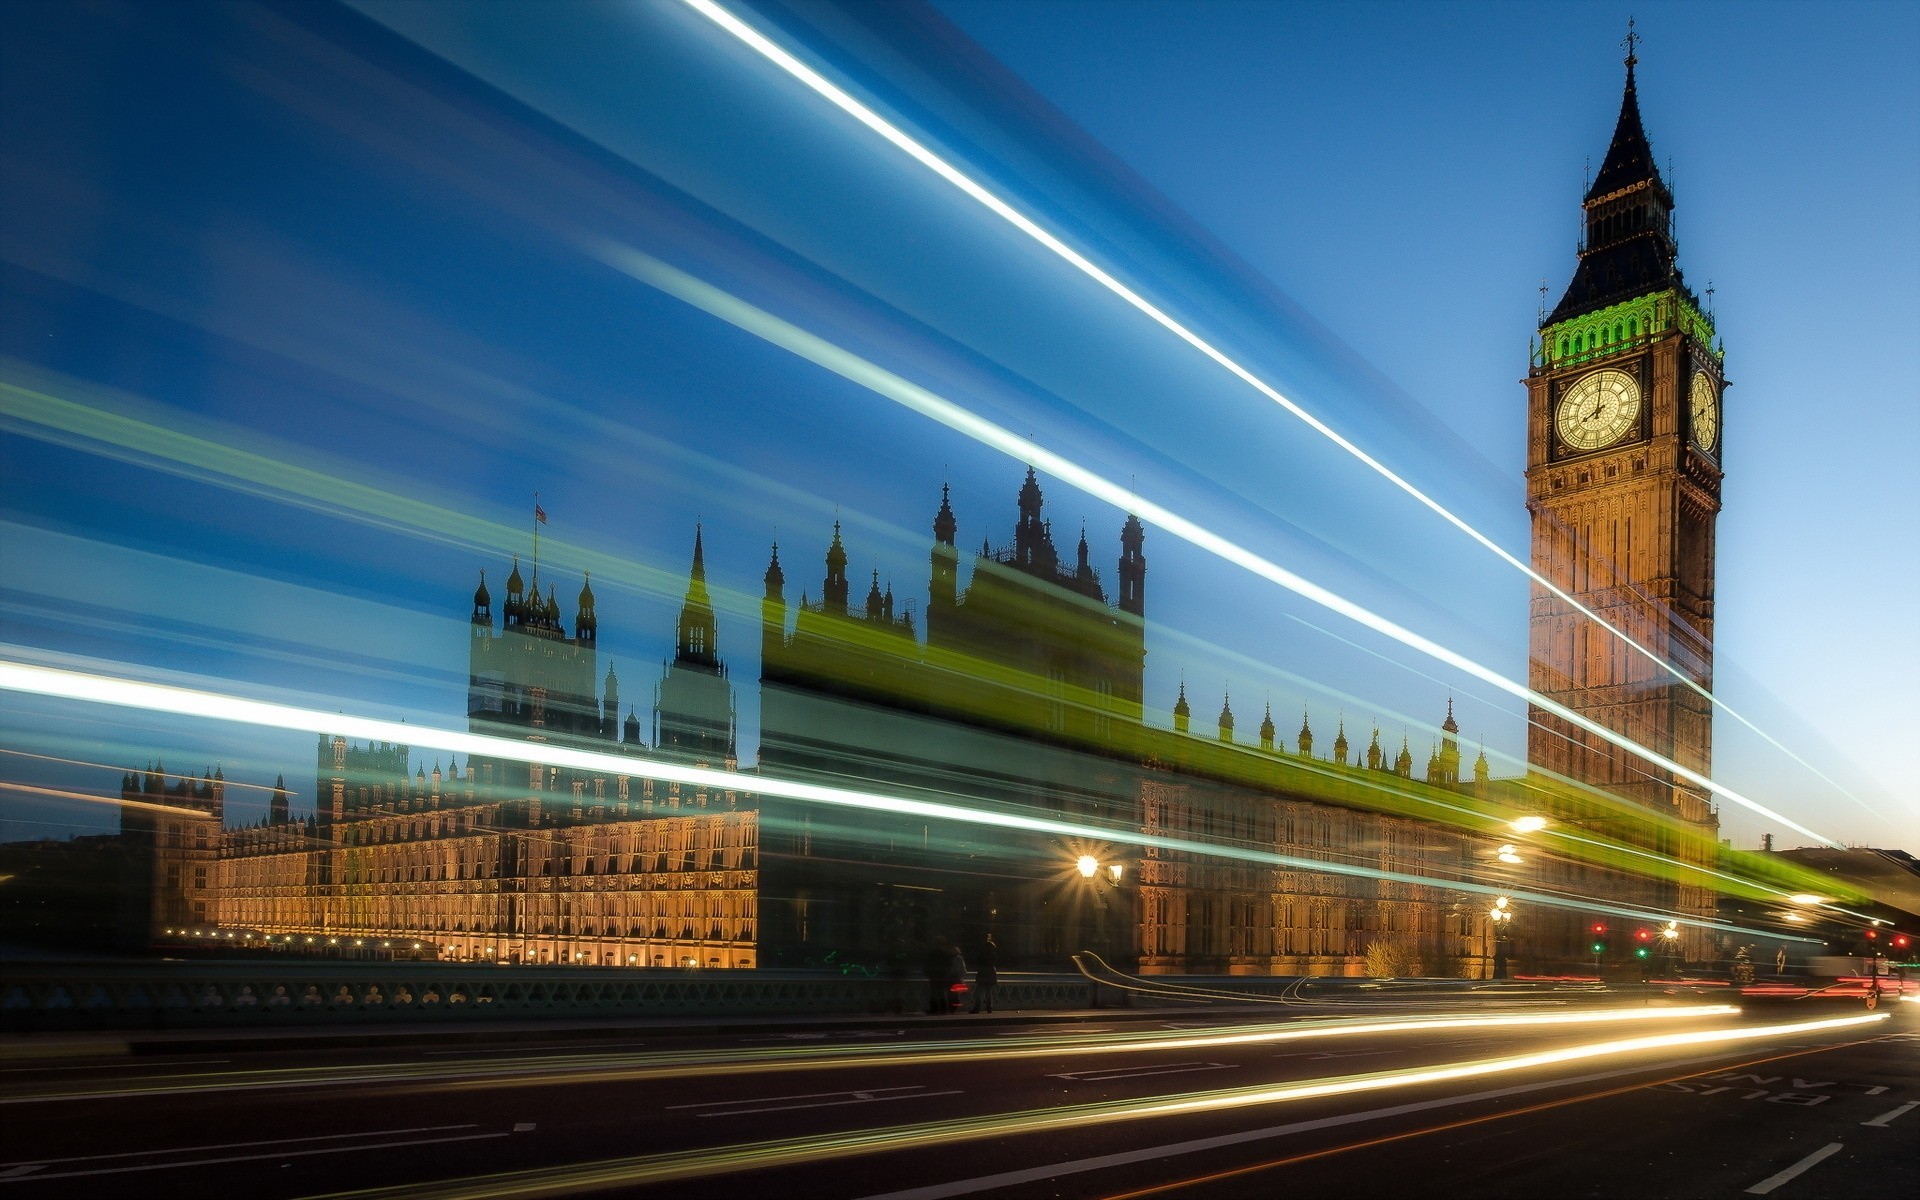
[1865,929,1878,941]
[1894,934,1910,951]
[1590,923,1608,956]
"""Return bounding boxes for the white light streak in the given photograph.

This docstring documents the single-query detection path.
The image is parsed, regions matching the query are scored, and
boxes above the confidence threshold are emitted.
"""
[676,0,1862,828]
[590,245,1838,849]
[1131,1011,1888,1117]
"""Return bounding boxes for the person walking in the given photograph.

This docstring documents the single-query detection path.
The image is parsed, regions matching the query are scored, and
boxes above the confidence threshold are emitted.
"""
[945,939,968,1012]
[969,934,999,1013]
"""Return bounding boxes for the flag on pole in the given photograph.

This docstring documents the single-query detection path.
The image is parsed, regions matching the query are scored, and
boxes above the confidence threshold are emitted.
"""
[535,504,547,525]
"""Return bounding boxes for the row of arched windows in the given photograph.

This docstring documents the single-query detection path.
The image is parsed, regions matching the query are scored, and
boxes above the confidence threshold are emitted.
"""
[1556,315,1643,360]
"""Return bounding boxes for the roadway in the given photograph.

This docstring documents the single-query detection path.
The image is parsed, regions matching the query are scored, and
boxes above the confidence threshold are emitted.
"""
[0,996,1912,1198]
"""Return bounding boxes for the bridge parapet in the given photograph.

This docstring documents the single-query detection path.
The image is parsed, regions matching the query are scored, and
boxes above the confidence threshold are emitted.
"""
[0,962,1098,1031]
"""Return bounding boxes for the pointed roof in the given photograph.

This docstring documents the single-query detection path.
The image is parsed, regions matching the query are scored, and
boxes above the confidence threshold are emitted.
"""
[1442,697,1458,735]
[1586,56,1660,202]
[764,542,784,590]
[1545,43,1693,326]
[933,482,957,545]
[1173,681,1190,718]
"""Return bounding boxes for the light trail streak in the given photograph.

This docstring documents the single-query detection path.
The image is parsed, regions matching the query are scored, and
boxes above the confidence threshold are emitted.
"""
[1095,1035,1902,1200]
[675,0,1864,826]
[316,1010,1888,1199]
[0,1003,1738,1107]
[0,368,1846,886]
[0,746,297,794]
[0,657,1805,926]
[0,780,211,819]
[591,243,1838,849]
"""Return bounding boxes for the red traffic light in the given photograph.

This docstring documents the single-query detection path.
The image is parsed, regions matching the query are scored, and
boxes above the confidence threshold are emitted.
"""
[1590,923,1608,934]
[1865,929,1878,940]
[1895,935,1911,949]
[1635,929,1652,941]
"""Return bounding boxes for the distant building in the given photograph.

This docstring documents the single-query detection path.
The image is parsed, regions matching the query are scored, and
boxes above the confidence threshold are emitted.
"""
[136,473,1491,976]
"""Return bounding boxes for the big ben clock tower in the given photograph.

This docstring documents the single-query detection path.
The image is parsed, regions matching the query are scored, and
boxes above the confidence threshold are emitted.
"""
[1526,37,1723,870]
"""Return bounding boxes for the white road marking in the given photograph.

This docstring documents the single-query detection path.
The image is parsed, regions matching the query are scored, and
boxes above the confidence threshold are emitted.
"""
[742,1031,905,1042]
[0,1124,478,1169]
[0,1168,41,1181]
[0,1131,510,1183]
[1051,1062,1238,1082]
[1862,1101,1917,1128]
[422,1042,643,1057]
[1745,1142,1845,1194]
[856,1052,1732,1200]
[512,1122,537,1133]
[999,1028,1109,1037]
[670,1085,960,1118]
[0,1058,230,1073]
[1272,1050,1393,1062]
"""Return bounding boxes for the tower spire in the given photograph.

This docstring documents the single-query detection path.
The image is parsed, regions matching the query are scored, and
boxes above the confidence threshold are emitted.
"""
[675,525,718,667]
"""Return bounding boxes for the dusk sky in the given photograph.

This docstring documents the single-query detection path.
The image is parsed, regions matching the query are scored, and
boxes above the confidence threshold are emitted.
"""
[1,0,1914,851]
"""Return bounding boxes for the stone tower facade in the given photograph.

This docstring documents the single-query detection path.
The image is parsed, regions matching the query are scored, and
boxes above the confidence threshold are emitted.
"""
[1525,42,1724,955]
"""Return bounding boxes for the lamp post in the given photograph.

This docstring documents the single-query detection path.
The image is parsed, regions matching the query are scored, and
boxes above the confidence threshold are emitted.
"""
[1074,854,1130,967]
[1488,896,1514,979]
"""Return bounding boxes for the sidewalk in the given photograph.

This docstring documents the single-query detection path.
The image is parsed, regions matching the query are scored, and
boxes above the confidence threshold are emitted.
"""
[0,999,1244,1060]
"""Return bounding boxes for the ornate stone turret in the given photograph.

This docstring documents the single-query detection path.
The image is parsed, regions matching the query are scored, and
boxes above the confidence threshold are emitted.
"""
[1259,702,1276,752]
[1218,692,1235,744]
[1173,682,1190,735]
[1118,514,1146,618]
[1297,709,1313,758]
[823,522,849,616]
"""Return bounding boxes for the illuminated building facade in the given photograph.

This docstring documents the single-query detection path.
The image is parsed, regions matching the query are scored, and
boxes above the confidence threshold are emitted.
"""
[130,536,760,969]
[1524,46,1723,958]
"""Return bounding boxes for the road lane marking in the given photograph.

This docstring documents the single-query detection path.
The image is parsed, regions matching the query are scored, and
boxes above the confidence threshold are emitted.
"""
[1001,1028,1110,1037]
[422,1042,643,1057]
[669,1085,961,1117]
[0,1058,230,1073]
[1052,1063,1237,1082]
[0,1132,513,1183]
[0,1124,479,1169]
[1862,1101,1917,1128]
[1745,1143,1844,1194]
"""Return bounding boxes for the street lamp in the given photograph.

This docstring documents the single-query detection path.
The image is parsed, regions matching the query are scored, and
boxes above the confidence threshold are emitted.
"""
[1509,815,1549,834]
[1076,855,1099,879]
[1488,896,1514,979]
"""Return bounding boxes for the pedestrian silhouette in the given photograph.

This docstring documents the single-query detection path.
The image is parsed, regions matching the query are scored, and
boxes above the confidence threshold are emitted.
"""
[970,934,999,1013]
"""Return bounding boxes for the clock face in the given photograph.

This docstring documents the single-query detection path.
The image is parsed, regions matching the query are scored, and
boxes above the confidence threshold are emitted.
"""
[1689,371,1719,452]
[1555,368,1642,452]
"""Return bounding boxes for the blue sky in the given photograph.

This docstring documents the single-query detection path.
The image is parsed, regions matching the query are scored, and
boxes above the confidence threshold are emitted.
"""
[0,0,1913,850]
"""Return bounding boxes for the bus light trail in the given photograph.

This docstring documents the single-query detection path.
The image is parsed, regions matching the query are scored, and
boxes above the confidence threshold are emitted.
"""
[0,657,1757,928]
[318,1011,1889,1199]
[590,243,1839,850]
[674,0,1864,822]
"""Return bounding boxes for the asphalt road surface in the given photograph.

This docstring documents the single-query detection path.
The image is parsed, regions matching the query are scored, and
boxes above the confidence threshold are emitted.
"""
[2,997,1913,1198]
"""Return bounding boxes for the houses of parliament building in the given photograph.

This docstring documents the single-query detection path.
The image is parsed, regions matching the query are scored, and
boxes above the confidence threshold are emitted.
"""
[123,45,1722,977]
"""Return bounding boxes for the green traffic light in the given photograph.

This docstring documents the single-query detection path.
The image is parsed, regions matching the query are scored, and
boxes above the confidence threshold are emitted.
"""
[1591,942,1606,954]
[1634,947,1649,959]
